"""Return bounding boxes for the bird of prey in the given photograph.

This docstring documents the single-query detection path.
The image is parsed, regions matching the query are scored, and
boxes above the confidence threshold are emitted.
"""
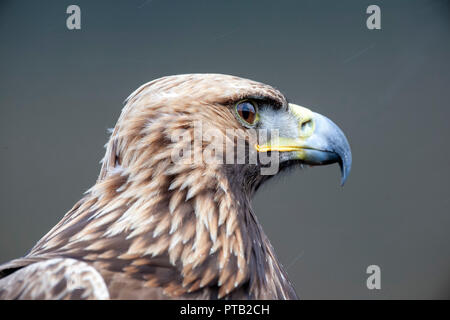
[0,74,351,299]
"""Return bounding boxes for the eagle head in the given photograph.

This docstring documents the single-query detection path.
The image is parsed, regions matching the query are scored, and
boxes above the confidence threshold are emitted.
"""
[100,74,351,192]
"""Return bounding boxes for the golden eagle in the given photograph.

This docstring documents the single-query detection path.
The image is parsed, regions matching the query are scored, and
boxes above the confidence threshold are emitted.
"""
[0,74,351,299]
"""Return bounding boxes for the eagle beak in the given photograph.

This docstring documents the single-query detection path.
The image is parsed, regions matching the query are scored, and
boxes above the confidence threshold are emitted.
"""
[256,103,352,185]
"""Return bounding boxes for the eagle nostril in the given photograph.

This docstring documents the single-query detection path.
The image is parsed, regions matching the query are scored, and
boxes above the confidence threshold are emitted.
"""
[300,119,314,136]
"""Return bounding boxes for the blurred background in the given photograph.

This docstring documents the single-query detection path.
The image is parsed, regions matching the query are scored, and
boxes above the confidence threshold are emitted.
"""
[0,0,449,299]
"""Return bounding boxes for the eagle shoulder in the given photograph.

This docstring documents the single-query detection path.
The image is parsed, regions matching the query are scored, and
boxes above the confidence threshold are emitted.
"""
[0,258,109,300]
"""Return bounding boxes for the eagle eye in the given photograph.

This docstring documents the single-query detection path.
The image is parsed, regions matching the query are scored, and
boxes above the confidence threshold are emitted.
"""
[235,100,258,127]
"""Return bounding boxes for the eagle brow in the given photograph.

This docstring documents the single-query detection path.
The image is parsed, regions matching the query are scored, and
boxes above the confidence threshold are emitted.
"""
[227,95,283,110]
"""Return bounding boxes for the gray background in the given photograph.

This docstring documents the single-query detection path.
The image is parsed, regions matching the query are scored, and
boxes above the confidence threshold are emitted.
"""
[0,0,449,299]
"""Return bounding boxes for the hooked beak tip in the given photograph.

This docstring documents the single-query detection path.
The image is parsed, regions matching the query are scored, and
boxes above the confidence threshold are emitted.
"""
[339,161,349,186]
[338,146,352,186]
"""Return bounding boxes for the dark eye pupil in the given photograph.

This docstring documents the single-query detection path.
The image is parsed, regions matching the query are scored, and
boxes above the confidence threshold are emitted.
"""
[242,108,250,119]
[237,102,256,124]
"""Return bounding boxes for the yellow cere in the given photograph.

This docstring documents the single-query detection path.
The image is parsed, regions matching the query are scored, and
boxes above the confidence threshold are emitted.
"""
[254,103,315,161]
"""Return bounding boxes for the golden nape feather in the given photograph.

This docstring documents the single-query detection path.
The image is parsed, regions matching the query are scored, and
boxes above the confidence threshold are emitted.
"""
[0,74,351,300]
